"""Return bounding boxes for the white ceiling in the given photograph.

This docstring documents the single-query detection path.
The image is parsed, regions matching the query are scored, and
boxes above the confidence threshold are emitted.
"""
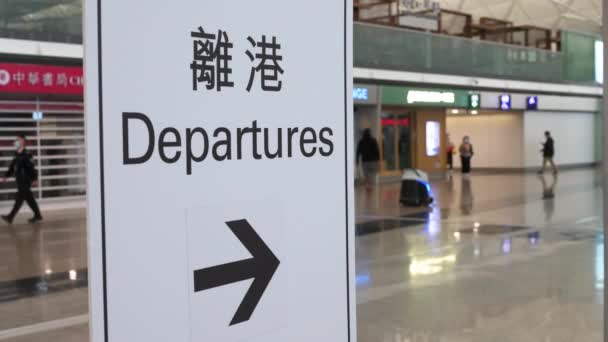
[441,0,602,34]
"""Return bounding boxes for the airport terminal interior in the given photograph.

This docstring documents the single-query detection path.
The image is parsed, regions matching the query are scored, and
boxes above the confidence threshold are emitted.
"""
[0,0,606,341]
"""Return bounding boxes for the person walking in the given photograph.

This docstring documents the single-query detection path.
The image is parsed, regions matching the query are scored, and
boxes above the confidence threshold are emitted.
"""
[538,131,557,174]
[356,129,381,192]
[459,136,474,175]
[1,134,43,224]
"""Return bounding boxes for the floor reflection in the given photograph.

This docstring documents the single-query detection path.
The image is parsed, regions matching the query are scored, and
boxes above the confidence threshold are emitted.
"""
[356,169,603,342]
[0,169,602,341]
[459,176,474,216]
[1,227,87,302]
[540,173,557,223]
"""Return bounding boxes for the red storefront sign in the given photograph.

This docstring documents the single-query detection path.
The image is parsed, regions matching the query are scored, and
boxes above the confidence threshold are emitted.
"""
[0,63,83,95]
[381,118,409,127]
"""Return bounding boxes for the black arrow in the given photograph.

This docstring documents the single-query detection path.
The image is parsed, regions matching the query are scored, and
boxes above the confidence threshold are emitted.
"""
[193,219,280,326]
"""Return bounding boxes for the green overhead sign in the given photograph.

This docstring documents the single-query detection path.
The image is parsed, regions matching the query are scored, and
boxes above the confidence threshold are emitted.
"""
[382,86,471,108]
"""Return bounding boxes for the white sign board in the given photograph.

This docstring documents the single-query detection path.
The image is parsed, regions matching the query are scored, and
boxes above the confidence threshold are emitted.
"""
[425,121,440,157]
[84,1,355,342]
[407,90,455,104]
[595,40,604,84]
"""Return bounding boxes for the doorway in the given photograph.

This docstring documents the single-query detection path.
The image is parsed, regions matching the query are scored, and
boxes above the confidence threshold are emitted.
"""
[380,111,413,175]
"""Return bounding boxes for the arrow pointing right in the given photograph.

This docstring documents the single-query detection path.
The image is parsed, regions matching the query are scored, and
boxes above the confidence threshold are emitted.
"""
[193,219,280,326]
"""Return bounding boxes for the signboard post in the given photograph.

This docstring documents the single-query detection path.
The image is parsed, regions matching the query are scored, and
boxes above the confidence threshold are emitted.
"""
[603,2,608,340]
[84,1,354,342]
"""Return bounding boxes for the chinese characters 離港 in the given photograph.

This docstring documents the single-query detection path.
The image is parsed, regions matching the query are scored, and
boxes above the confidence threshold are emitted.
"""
[190,27,285,93]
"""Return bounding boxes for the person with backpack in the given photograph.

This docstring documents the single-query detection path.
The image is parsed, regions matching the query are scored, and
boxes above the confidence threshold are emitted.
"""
[356,128,381,191]
[1,134,43,224]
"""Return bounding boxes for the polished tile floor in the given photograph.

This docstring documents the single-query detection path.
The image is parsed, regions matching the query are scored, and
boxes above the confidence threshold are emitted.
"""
[0,169,603,341]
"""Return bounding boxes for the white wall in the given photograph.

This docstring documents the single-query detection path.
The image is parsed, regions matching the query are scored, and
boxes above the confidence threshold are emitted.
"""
[447,111,524,169]
[523,111,597,168]
[0,38,83,58]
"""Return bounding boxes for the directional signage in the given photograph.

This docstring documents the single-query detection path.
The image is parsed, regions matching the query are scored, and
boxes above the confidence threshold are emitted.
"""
[192,219,280,326]
[468,93,480,109]
[526,96,539,110]
[185,203,288,339]
[499,94,512,110]
[353,87,369,101]
[84,1,354,342]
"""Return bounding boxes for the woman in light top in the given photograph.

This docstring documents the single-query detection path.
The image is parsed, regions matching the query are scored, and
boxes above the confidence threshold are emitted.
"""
[459,136,474,174]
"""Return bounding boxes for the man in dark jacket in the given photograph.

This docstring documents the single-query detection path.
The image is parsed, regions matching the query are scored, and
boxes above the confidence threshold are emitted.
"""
[539,131,557,174]
[1,134,43,224]
[356,129,380,191]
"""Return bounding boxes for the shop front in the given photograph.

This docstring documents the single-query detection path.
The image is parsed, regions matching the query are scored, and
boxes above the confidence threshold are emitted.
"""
[0,61,85,206]
[379,86,471,175]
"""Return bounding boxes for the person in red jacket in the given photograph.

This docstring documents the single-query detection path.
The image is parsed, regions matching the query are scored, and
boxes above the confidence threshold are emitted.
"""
[446,134,456,172]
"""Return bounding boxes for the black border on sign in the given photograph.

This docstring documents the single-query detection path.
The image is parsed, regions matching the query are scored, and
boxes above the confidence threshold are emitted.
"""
[96,0,109,340]
[96,1,351,341]
[342,1,351,342]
